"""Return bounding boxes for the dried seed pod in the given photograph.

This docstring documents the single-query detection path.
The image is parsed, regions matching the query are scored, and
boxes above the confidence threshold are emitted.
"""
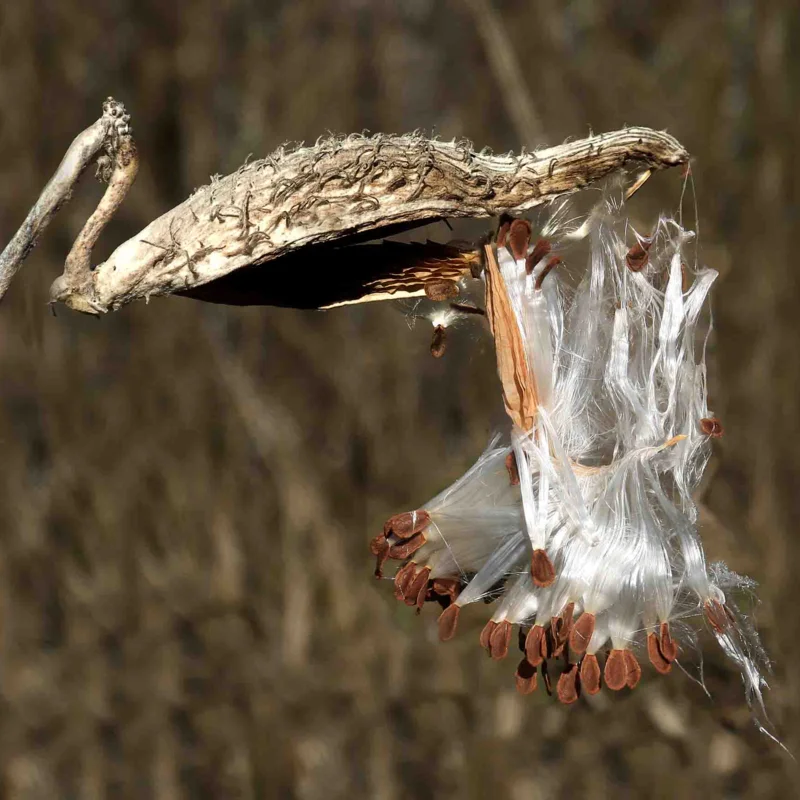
[569,612,596,656]
[430,324,447,358]
[580,653,602,695]
[658,621,679,662]
[699,417,724,438]
[647,632,672,674]
[623,650,642,689]
[508,219,532,260]
[424,278,459,301]
[489,620,513,660]
[604,649,628,691]
[531,549,556,587]
[534,255,561,291]
[525,624,549,667]
[384,510,430,539]
[515,658,538,694]
[557,663,580,704]
[438,604,461,641]
[625,238,652,272]
[526,238,551,274]
[505,451,520,486]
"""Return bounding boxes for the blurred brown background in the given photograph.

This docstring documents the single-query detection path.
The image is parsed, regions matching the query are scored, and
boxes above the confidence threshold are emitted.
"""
[1,1,799,798]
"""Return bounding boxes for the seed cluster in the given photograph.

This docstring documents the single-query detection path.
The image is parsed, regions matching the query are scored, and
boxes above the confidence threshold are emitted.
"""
[370,193,774,723]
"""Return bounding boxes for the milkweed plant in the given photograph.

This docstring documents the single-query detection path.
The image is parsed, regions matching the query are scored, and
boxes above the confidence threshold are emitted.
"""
[0,95,775,741]
[370,187,776,738]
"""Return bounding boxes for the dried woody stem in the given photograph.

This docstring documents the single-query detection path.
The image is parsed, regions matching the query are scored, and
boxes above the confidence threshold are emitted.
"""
[0,97,687,314]
[0,98,136,307]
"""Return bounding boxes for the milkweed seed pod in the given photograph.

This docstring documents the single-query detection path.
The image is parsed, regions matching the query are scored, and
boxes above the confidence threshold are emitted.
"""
[372,190,775,738]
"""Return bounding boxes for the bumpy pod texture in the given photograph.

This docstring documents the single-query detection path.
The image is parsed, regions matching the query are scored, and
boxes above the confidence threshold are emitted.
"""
[371,192,773,732]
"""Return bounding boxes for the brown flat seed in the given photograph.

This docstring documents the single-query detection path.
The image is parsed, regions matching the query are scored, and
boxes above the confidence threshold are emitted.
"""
[549,617,560,655]
[432,578,460,601]
[534,255,561,291]
[531,549,556,587]
[700,417,724,438]
[508,219,532,260]
[496,215,512,248]
[430,325,447,358]
[551,602,575,658]
[415,576,432,610]
[369,534,387,556]
[658,621,679,662]
[374,550,390,578]
[580,653,602,694]
[647,632,672,674]
[515,658,538,694]
[424,279,459,302]
[704,599,730,634]
[557,664,580,704]
[383,514,399,537]
[505,451,520,486]
[525,625,548,666]
[604,649,628,691]
[625,240,651,272]
[393,562,417,601]
[385,510,431,539]
[388,533,426,560]
[489,620,513,661]
[526,238,551,273]
[370,535,391,578]
[480,620,497,653]
[438,604,461,641]
[406,566,431,608]
[623,650,642,689]
[569,613,595,655]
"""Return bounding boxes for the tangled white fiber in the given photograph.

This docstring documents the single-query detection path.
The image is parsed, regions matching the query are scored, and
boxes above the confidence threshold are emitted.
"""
[370,187,775,738]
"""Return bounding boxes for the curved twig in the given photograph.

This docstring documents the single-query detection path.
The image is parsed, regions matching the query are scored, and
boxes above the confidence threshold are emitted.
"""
[0,98,133,304]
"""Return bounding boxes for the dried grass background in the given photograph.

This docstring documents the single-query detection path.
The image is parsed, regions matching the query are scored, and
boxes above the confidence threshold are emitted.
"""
[1,1,799,798]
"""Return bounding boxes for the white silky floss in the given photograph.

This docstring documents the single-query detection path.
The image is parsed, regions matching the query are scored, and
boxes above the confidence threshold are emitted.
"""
[375,195,772,734]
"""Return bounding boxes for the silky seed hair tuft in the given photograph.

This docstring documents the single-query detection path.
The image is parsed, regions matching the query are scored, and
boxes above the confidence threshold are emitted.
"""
[371,187,777,741]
